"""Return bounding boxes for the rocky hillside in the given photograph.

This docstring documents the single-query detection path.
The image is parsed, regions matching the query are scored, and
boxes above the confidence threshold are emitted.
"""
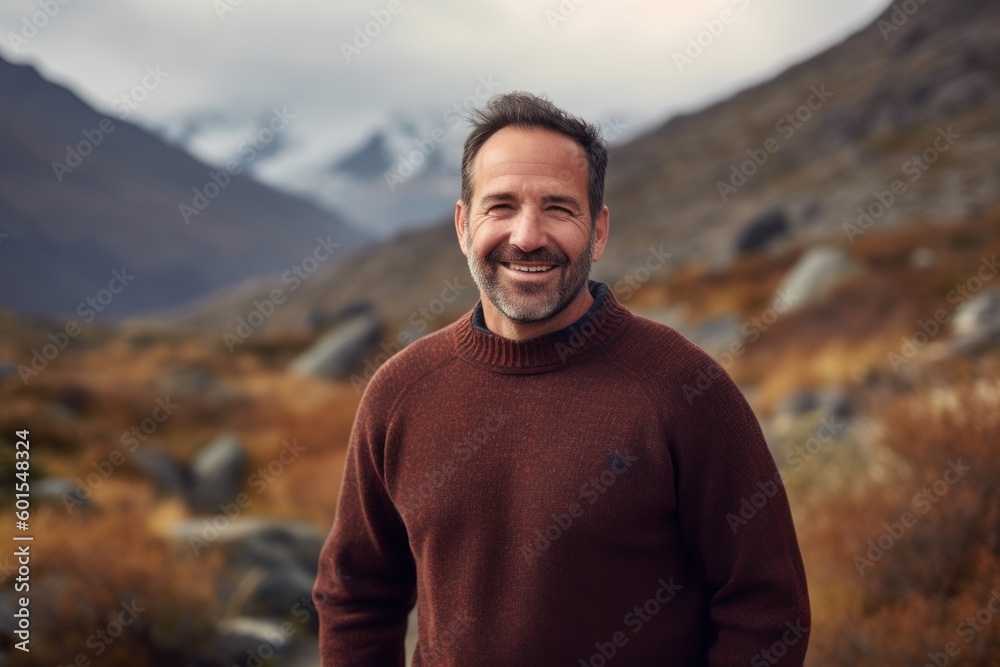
[603,0,999,270]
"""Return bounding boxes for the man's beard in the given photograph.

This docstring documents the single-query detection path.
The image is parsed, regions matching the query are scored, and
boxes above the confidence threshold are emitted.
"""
[464,222,596,324]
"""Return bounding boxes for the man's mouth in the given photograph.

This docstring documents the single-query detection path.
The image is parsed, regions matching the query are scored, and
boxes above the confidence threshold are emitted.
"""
[500,262,557,273]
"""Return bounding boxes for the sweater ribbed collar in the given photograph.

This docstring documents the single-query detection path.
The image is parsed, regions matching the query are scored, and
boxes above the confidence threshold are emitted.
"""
[453,280,632,373]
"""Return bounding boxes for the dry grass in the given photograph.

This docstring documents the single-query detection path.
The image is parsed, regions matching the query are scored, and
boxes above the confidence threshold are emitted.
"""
[800,375,1000,665]
[5,507,225,666]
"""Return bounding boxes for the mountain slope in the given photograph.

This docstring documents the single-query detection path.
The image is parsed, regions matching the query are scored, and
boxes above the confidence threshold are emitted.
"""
[0,55,369,316]
[602,0,999,270]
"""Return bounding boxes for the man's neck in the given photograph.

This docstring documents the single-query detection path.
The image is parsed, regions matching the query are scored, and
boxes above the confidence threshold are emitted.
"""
[479,284,595,341]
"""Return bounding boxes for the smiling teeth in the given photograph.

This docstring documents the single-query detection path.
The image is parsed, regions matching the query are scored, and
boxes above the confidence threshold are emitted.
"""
[508,263,554,272]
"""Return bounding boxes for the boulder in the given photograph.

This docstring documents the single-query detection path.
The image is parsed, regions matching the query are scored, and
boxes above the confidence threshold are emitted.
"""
[156,366,223,397]
[305,300,374,334]
[910,246,936,268]
[169,518,324,625]
[133,446,189,495]
[734,209,789,255]
[637,305,688,331]
[774,246,860,308]
[0,593,18,642]
[290,313,383,379]
[0,363,16,384]
[212,616,303,666]
[675,315,743,356]
[950,290,1000,354]
[779,387,853,422]
[780,389,820,416]
[188,434,247,512]
[35,477,90,510]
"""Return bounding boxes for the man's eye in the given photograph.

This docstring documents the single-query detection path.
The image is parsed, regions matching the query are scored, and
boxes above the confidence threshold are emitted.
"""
[489,205,513,212]
[549,206,571,214]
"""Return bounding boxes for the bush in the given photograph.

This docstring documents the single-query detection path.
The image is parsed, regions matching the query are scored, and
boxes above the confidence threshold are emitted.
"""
[14,508,227,667]
[805,377,1000,665]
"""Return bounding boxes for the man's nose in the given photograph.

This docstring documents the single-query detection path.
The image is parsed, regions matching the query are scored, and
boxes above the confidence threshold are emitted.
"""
[507,206,548,254]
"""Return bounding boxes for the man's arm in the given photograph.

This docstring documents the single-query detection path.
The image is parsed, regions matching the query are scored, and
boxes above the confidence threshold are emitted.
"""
[313,389,417,666]
[670,355,810,665]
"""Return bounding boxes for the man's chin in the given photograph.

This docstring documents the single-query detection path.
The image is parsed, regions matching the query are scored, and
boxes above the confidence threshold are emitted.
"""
[471,258,590,325]
[487,289,560,323]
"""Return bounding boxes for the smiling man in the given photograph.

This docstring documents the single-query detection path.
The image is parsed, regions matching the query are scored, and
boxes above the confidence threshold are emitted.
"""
[313,92,810,666]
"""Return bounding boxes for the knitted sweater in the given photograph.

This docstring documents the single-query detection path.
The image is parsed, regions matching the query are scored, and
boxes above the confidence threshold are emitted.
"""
[313,280,810,666]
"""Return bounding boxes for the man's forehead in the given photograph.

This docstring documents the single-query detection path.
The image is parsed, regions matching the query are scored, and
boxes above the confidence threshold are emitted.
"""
[473,127,587,191]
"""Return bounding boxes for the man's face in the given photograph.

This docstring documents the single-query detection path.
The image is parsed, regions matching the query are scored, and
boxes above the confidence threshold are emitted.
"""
[456,126,609,324]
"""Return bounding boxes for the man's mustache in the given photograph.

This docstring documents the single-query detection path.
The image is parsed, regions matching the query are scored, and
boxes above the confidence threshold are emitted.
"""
[488,246,566,264]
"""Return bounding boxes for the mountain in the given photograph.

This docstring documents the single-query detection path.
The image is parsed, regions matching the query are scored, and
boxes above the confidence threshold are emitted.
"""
[308,112,466,238]
[0,55,369,317]
[157,0,1000,336]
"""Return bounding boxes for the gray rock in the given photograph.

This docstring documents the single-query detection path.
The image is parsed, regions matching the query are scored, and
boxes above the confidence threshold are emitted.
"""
[241,566,318,620]
[290,313,383,379]
[780,389,821,416]
[779,387,854,422]
[774,246,861,309]
[213,616,303,666]
[675,315,743,356]
[169,518,324,623]
[305,300,374,334]
[950,290,1000,354]
[734,209,789,255]
[133,446,189,495]
[188,434,247,513]
[637,305,688,331]
[156,366,222,397]
[232,520,325,577]
[910,246,936,268]
[0,592,17,639]
[35,477,90,510]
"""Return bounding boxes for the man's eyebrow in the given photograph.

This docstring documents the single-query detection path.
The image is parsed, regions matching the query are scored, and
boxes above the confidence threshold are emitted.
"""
[478,193,583,210]
[540,194,582,210]
[479,193,517,206]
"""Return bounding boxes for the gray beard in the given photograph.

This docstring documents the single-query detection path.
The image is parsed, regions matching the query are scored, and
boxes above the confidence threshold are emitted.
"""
[464,223,596,324]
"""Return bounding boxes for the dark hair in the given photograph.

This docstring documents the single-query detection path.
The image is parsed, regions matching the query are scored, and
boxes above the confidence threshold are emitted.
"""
[460,91,608,223]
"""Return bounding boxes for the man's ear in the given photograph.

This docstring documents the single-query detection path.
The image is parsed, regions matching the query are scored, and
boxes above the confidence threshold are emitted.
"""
[591,204,610,262]
[454,199,468,257]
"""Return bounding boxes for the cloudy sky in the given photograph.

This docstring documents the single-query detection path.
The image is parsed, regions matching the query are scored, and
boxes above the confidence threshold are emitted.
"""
[0,0,889,200]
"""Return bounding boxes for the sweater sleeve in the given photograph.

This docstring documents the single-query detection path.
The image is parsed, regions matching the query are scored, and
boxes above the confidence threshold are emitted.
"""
[313,386,417,666]
[670,353,810,666]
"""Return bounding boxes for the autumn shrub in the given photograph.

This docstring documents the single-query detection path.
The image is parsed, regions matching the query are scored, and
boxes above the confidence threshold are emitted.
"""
[10,507,227,667]
[805,377,1000,665]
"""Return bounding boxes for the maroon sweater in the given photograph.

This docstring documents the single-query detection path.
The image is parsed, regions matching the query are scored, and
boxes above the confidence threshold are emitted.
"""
[314,280,810,666]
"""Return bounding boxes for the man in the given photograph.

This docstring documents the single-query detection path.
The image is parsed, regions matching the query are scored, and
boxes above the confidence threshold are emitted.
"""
[313,91,810,666]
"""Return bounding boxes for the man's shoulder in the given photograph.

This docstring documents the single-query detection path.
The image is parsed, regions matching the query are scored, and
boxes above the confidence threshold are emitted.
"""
[608,310,762,439]
[620,311,724,373]
[358,313,465,406]
[616,310,739,402]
